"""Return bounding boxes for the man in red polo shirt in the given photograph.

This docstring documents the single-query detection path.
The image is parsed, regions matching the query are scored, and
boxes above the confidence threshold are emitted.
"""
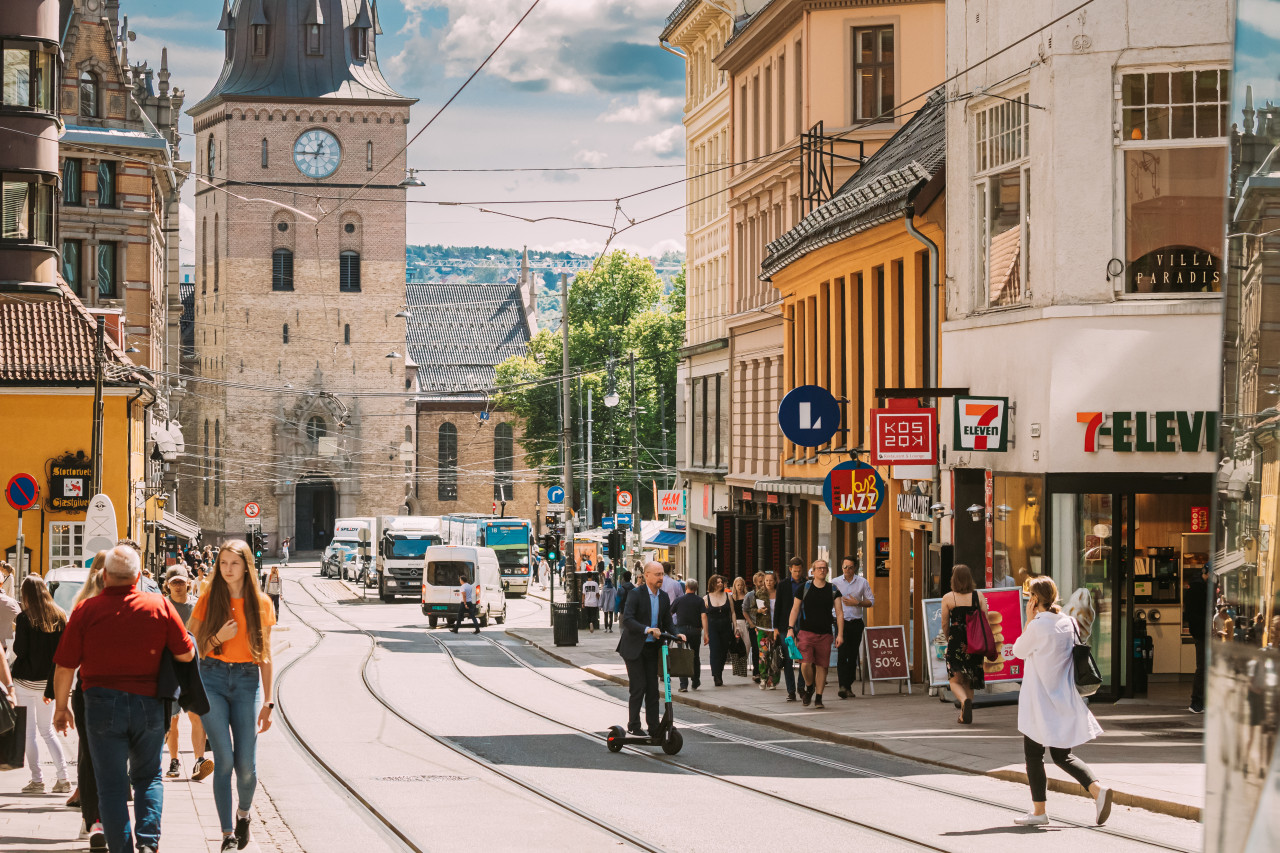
[52,545,194,853]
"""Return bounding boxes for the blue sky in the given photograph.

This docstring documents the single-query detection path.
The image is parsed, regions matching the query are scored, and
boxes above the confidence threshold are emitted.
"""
[1235,0,1280,115]
[124,0,688,262]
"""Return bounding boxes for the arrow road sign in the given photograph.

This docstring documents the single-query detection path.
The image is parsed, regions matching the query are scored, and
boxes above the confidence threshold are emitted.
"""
[547,485,565,504]
[778,385,841,447]
[6,474,39,512]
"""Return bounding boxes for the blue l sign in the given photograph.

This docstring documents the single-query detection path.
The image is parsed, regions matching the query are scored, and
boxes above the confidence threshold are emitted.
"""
[547,485,565,504]
[778,385,841,447]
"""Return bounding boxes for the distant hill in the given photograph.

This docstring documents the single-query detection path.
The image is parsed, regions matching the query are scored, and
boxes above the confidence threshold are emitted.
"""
[406,245,684,331]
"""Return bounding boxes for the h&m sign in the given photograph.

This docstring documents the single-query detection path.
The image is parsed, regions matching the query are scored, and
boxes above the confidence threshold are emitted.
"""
[1076,410,1217,453]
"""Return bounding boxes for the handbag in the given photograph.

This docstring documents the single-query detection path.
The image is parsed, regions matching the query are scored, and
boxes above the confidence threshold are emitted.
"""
[965,608,992,658]
[0,699,26,771]
[784,633,804,661]
[730,634,747,657]
[666,643,696,678]
[1071,618,1103,697]
[0,687,16,736]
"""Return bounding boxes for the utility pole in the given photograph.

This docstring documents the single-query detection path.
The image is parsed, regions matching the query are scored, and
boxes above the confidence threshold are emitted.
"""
[586,388,594,529]
[630,352,640,562]
[659,382,668,490]
[560,273,574,576]
[91,316,106,497]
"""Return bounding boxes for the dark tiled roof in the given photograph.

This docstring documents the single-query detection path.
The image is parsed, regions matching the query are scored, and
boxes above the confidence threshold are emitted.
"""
[190,0,413,114]
[405,282,531,399]
[0,282,144,385]
[761,88,946,278]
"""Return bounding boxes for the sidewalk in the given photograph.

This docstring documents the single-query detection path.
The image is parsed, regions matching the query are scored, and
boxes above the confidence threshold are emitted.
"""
[513,584,1206,821]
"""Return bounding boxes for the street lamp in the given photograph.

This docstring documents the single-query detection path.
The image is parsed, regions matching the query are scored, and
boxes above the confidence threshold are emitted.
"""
[604,389,620,408]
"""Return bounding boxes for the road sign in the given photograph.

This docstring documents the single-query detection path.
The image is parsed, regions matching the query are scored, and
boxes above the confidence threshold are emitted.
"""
[244,502,261,519]
[616,490,633,511]
[547,485,565,504]
[778,385,841,447]
[657,489,684,515]
[602,516,616,530]
[822,461,886,523]
[5,474,39,511]
[870,402,937,465]
[616,513,633,527]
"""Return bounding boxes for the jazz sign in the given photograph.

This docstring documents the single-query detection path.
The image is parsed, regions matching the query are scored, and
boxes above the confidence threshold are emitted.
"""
[823,461,886,524]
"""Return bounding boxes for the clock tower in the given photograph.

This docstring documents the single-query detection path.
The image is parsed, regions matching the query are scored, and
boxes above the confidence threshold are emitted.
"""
[183,0,417,551]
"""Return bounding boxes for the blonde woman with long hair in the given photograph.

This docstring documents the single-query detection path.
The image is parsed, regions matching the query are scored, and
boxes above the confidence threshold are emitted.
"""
[12,575,69,793]
[188,540,276,851]
[64,551,107,838]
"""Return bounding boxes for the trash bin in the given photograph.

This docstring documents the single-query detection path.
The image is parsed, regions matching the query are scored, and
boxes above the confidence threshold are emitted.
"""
[553,602,580,647]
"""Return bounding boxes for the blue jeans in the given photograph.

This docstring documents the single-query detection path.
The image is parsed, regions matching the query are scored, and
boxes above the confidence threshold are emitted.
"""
[199,658,262,833]
[83,687,166,853]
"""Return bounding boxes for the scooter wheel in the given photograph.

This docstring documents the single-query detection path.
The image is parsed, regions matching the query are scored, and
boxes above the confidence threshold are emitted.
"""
[607,726,626,753]
[662,727,683,755]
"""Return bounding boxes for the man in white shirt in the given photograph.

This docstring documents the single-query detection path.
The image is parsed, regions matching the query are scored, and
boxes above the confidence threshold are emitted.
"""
[832,555,875,699]
[451,575,481,634]
[581,575,601,633]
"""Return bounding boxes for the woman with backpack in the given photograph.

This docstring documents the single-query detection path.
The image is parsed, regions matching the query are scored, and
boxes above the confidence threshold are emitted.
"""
[940,564,987,725]
[1010,576,1112,826]
[11,575,69,794]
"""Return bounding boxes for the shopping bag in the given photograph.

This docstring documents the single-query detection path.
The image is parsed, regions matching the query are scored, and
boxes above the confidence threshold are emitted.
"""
[0,705,27,771]
[784,634,804,661]
[666,644,697,678]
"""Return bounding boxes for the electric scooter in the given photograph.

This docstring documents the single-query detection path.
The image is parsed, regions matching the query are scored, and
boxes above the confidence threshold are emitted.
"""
[607,632,685,755]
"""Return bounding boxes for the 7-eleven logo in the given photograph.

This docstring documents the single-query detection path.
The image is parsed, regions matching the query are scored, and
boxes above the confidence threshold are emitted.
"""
[955,397,1008,452]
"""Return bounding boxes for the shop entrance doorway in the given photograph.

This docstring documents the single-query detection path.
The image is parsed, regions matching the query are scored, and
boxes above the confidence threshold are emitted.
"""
[1048,474,1212,700]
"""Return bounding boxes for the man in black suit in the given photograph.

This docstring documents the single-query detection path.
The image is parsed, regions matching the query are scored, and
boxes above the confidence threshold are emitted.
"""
[775,559,807,701]
[617,561,684,736]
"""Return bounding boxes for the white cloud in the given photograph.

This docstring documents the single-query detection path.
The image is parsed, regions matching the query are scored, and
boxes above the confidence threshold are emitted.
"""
[574,149,609,166]
[1238,0,1280,41]
[179,202,196,262]
[632,126,683,158]
[600,90,683,123]
[532,236,686,257]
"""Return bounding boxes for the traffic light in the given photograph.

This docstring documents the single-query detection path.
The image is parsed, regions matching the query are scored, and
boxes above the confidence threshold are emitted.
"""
[607,530,622,563]
[252,531,264,562]
[543,533,558,562]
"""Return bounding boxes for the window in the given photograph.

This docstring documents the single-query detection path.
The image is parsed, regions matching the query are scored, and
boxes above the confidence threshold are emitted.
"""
[343,323,350,344]
[853,26,893,121]
[207,136,215,176]
[254,25,268,56]
[306,24,322,56]
[282,323,289,343]
[355,27,369,60]
[974,93,1030,308]
[96,241,117,298]
[1,176,54,243]
[261,138,268,168]
[201,217,207,294]
[213,214,219,290]
[79,70,98,118]
[1120,69,1228,294]
[214,420,221,506]
[494,423,514,502]
[339,251,361,291]
[96,160,115,208]
[438,423,458,501]
[62,239,81,294]
[48,523,85,571]
[62,157,81,205]
[306,416,325,444]
[3,42,56,111]
[272,248,294,290]
[203,420,210,505]
[366,140,373,171]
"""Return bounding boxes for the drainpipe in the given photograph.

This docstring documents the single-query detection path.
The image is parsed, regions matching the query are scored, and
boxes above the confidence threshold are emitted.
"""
[126,386,146,540]
[903,184,940,542]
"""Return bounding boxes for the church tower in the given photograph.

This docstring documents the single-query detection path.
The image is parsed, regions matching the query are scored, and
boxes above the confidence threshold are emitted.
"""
[183,0,416,550]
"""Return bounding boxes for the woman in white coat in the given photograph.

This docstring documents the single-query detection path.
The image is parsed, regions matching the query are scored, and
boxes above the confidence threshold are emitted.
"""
[1010,577,1113,827]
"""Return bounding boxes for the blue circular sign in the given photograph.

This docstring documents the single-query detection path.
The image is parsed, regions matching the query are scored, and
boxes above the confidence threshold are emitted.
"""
[547,485,565,504]
[822,461,886,524]
[778,385,841,447]
[6,473,39,512]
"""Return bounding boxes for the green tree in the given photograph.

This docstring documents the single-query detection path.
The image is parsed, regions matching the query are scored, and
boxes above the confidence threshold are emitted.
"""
[495,251,684,520]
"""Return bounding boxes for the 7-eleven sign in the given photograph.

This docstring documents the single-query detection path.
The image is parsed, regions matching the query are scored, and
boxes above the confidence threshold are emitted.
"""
[954,397,1010,452]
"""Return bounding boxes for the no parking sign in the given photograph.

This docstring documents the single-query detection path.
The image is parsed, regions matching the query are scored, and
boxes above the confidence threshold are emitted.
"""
[6,474,39,511]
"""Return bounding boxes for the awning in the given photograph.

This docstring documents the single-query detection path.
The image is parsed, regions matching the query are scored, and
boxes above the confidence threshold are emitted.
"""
[647,529,686,547]
[157,510,200,541]
[753,478,824,497]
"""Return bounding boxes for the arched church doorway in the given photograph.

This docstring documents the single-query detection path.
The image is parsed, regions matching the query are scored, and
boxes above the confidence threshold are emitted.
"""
[295,477,336,551]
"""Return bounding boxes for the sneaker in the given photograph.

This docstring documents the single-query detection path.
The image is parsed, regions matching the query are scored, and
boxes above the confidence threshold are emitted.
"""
[192,757,214,781]
[786,693,797,702]
[166,758,181,778]
[813,695,824,708]
[235,814,251,849]
[1189,704,1205,714]
[51,779,72,794]
[1095,786,1113,825]
[677,686,687,693]
[1014,812,1049,826]
[626,724,645,736]
[801,688,812,707]
[21,780,44,794]
[89,822,106,850]
[220,836,237,852]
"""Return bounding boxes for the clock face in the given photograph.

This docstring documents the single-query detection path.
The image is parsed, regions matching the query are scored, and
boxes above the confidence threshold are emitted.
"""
[293,129,341,178]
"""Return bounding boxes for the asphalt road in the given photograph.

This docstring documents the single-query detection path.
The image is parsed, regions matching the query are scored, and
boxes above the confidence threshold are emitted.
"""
[272,568,1205,853]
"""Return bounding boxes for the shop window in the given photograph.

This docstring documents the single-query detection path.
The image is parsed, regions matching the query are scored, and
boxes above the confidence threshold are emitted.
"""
[438,422,458,501]
[48,523,85,571]
[272,248,294,290]
[97,160,115,208]
[991,474,1045,588]
[62,239,81,294]
[96,241,117,298]
[852,26,894,122]
[494,423,514,501]
[79,70,98,118]
[974,93,1030,308]
[62,158,82,205]
[1,175,54,244]
[1119,69,1228,294]
[339,250,360,291]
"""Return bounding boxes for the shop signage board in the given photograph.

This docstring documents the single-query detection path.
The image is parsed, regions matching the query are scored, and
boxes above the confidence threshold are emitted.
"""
[870,403,937,465]
[822,461,887,523]
[1129,245,1221,292]
[954,397,1010,452]
[47,451,92,512]
[1191,506,1210,533]
[657,489,684,515]
[778,385,841,447]
[1076,410,1217,453]
[861,625,912,694]
[921,588,1027,687]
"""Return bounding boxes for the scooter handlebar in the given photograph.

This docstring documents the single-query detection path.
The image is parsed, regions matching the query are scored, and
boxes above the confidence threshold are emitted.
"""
[658,632,685,644]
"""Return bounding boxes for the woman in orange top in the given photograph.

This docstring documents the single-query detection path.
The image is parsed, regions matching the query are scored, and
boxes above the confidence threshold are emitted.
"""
[189,540,275,852]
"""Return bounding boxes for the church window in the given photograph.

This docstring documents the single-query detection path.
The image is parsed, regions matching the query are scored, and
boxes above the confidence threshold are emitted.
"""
[344,223,355,234]
[494,423,514,502]
[213,214,220,291]
[203,420,210,505]
[306,24,323,56]
[214,420,222,506]
[343,323,350,344]
[201,218,207,294]
[355,27,370,60]
[438,423,458,501]
[261,138,268,168]
[282,323,289,343]
[405,426,413,443]
[307,417,326,444]
[207,135,216,175]
[79,71,98,118]
[254,25,268,56]
[366,141,373,171]
[272,248,294,290]
[339,251,361,292]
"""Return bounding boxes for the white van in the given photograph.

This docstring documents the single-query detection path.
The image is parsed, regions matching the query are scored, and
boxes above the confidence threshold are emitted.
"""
[420,545,507,629]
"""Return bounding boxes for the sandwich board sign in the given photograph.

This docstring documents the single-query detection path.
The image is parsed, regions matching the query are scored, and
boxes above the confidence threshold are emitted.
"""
[82,493,120,564]
[861,625,912,695]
